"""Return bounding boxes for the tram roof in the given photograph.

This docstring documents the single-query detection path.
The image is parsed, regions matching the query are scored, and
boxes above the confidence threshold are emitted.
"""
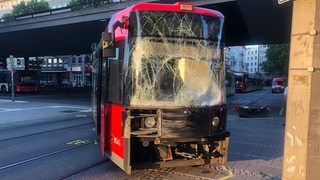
[130,2,224,17]
[105,2,224,32]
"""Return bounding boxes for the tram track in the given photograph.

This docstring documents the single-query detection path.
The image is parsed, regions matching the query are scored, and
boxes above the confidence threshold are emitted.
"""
[0,114,103,180]
[0,137,105,180]
[0,121,94,142]
[0,94,109,179]
[61,160,108,179]
[0,116,94,141]
[0,138,100,171]
[0,89,284,179]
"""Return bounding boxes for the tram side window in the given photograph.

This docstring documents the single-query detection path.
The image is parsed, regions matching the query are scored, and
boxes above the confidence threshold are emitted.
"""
[0,73,5,83]
[107,48,123,104]
[0,72,8,83]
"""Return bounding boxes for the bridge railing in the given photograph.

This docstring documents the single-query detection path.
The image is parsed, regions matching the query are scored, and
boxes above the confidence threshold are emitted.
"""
[0,0,126,23]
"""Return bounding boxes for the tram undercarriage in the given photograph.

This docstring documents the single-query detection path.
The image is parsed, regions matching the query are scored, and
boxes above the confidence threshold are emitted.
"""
[130,135,230,169]
[123,107,230,170]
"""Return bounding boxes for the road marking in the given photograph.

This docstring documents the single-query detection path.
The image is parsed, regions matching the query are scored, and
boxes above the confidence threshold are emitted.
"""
[0,99,27,103]
[0,105,91,112]
[67,139,90,145]
[279,106,284,115]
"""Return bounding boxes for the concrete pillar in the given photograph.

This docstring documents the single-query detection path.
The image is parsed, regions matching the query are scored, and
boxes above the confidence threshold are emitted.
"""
[282,0,320,179]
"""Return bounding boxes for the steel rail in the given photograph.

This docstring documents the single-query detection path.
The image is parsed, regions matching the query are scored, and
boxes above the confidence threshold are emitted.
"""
[0,138,100,171]
[0,121,94,142]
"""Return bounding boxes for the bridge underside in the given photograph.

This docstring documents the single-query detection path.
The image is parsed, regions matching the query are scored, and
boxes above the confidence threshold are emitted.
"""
[204,0,292,46]
[0,0,292,57]
[1,20,106,57]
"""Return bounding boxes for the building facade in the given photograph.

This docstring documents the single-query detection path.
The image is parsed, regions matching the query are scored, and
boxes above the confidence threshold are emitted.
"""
[245,46,259,74]
[225,46,246,72]
[244,45,268,75]
[6,55,91,87]
[258,45,268,72]
[225,45,268,77]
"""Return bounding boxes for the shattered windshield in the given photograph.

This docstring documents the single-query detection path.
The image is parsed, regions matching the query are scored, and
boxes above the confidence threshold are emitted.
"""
[126,10,225,107]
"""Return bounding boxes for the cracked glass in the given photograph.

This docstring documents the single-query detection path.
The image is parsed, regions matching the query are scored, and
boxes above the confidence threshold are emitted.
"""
[125,10,225,107]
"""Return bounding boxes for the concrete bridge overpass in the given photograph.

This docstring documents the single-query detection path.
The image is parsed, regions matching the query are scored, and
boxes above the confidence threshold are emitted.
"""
[0,0,292,58]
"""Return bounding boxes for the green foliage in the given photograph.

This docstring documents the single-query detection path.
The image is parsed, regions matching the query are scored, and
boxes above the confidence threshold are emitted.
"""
[1,12,15,22]
[28,0,50,13]
[261,44,289,77]
[68,0,87,10]
[12,0,50,16]
[12,1,28,16]
[68,0,113,9]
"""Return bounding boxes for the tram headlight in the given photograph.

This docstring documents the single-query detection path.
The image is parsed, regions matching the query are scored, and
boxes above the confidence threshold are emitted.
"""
[145,117,156,128]
[212,116,220,127]
[142,141,149,147]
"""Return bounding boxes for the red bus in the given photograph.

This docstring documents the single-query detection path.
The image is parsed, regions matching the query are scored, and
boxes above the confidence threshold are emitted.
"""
[92,2,229,174]
[0,69,38,93]
[234,72,264,93]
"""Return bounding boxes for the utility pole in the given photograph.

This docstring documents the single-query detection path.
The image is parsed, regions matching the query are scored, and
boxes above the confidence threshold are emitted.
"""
[282,0,320,179]
[9,55,15,102]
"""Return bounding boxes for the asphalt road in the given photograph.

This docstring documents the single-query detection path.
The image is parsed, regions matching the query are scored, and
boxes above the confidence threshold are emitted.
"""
[0,88,286,179]
[0,92,106,180]
[226,88,285,179]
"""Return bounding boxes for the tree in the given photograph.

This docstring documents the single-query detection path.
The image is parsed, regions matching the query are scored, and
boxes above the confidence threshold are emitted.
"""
[1,12,15,22]
[28,0,50,13]
[1,0,50,22]
[12,0,50,16]
[68,0,87,10]
[68,0,110,9]
[261,44,289,77]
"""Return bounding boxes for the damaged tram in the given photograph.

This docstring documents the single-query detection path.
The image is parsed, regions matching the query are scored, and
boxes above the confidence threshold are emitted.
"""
[91,2,230,174]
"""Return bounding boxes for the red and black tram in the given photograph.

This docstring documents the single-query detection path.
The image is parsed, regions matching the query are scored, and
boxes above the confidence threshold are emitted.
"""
[0,69,38,93]
[91,2,230,174]
[234,72,264,93]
